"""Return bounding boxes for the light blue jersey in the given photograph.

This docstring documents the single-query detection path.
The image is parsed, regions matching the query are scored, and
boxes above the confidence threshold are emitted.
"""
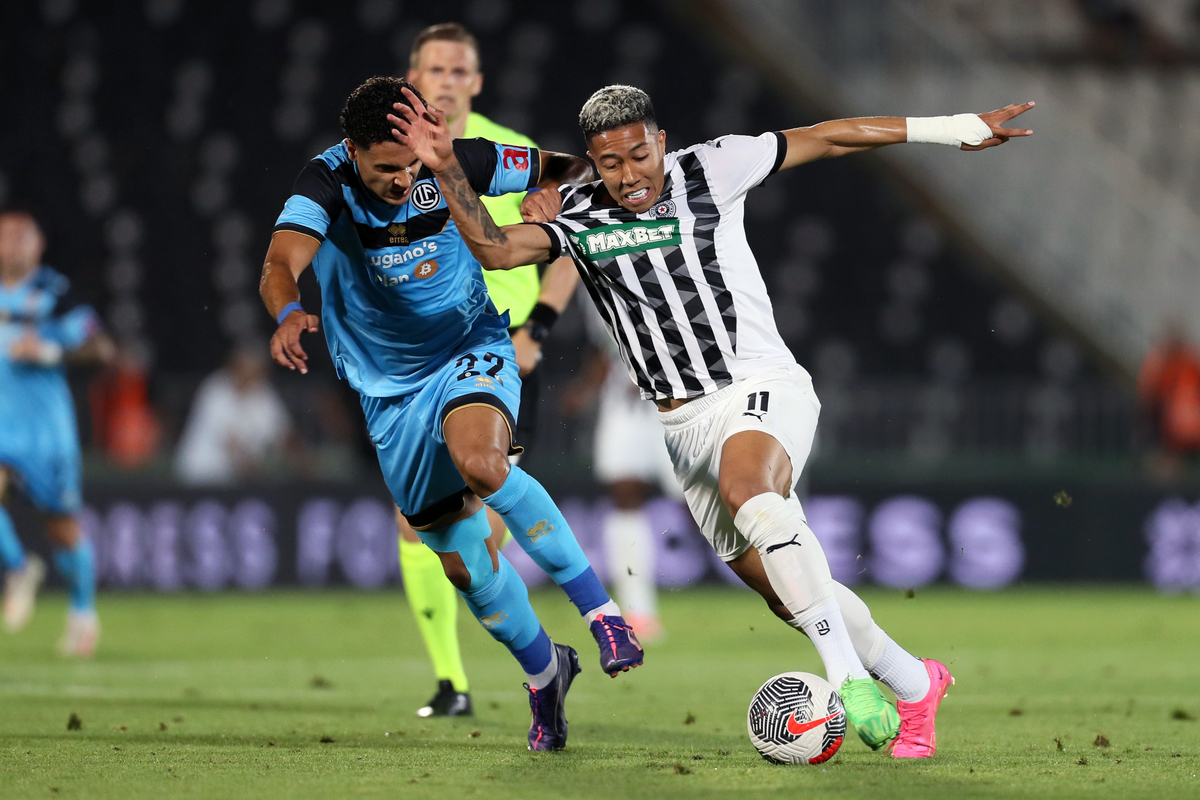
[274,138,540,520]
[274,138,541,398]
[0,266,100,513]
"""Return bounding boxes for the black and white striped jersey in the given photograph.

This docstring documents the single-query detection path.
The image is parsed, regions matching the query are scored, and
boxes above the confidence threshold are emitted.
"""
[539,131,800,401]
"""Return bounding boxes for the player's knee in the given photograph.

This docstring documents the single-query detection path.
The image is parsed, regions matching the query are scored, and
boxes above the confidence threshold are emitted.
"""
[458,451,510,498]
[721,480,776,520]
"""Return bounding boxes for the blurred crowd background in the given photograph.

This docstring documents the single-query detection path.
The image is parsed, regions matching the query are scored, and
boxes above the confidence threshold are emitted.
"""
[4,0,1200,590]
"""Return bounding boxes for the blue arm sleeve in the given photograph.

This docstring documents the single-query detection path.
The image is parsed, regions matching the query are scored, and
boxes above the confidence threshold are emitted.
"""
[453,138,541,198]
[274,158,344,241]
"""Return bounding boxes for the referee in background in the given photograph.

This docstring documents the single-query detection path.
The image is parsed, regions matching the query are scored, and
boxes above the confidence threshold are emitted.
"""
[396,22,580,719]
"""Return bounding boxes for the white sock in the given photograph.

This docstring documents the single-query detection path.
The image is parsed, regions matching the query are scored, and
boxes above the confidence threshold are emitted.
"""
[868,634,930,702]
[583,599,621,623]
[526,642,560,690]
[735,492,868,685]
[832,581,930,702]
[603,509,659,620]
[789,604,870,685]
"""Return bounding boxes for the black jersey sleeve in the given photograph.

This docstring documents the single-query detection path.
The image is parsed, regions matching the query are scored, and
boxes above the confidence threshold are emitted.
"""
[452,138,541,196]
[274,158,344,241]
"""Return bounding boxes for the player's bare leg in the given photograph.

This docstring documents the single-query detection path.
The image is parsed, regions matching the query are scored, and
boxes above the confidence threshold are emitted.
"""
[718,430,899,749]
[44,513,98,658]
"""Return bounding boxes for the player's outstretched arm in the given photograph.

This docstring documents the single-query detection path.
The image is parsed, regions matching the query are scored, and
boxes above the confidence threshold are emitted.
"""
[260,230,321,374]
[389,87,557,271]
[779,102,1034,170]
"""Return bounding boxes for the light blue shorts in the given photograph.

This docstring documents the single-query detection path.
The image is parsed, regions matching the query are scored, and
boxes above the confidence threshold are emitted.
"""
[0,445,82,516]
[361,332,522,526]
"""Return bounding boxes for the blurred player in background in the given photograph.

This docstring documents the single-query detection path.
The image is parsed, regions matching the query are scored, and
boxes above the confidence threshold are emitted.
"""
[564,298,673,641]
[391,84,1033,759]
[174,342,297,486]
[260,77,641,751]
[0,211,114,656]
[397,22,582,719]
[1137,321,1200,478]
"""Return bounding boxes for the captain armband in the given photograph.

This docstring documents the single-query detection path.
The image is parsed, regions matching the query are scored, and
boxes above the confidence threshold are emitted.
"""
[905,114,992,147]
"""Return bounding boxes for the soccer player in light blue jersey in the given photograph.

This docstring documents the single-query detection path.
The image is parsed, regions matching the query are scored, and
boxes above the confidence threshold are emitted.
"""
[0,211,114,656]
[258,77,644,751]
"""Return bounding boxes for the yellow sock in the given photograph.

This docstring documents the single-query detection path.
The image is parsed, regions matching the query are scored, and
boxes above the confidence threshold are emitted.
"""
[399,537,469,693]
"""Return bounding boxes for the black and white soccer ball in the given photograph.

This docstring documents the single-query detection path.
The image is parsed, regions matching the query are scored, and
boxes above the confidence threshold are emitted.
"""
[747,671,846,765]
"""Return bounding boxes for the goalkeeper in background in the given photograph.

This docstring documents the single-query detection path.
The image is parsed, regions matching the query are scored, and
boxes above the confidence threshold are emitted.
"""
[398,23,580,718]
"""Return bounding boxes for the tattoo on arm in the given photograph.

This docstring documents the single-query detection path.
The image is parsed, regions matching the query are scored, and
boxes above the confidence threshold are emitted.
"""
[440,160,509,246]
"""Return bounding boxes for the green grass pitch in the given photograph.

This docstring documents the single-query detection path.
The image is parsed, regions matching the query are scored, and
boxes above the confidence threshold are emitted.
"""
[2,586,1198,799]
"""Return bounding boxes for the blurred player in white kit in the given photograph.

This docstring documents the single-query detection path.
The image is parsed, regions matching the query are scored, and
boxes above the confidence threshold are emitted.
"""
[567,299,677,641]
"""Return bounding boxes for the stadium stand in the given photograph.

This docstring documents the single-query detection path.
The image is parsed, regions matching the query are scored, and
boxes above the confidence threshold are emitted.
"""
[0,0,1138,470]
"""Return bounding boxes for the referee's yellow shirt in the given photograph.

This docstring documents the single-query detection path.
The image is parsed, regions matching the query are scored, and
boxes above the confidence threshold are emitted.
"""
[463,112,541,327]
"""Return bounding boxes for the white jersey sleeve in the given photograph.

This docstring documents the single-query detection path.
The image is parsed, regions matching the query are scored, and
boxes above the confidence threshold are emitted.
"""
[693,131,787,206]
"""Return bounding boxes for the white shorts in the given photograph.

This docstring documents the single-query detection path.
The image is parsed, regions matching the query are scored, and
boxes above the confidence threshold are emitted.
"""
[594,376,678,493]
[659,362,820,561]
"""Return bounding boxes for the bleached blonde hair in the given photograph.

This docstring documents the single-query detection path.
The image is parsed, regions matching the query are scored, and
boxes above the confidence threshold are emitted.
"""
[578,85,657,145]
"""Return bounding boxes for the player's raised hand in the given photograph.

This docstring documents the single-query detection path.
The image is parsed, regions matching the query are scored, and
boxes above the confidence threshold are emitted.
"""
[520,187,563,223]
[388,88,454,171]
[962,102,1035,151]
[270,310,320,374]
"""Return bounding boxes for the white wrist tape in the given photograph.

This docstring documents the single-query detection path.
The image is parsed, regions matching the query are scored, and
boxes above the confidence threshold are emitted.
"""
[905,114,992,147]
[34,340,64,366]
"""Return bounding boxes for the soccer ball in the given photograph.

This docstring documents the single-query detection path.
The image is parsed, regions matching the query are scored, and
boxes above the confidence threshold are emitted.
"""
[746,672,846,765]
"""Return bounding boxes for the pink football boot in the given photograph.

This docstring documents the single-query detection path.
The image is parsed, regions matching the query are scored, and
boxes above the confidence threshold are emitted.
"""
[891,659,954,758]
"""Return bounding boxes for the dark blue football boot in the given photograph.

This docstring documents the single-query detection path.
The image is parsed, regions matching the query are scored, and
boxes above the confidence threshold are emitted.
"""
[526,643,581,751]
[589,614,645,677]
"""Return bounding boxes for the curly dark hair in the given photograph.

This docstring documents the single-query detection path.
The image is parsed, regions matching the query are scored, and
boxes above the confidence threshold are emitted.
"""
[339,76,426,147]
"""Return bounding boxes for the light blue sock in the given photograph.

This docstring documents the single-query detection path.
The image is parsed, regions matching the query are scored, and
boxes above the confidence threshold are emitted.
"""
[52,538,95,612]
[418,507,552,676]
[462,554,552,675]
[482,465,612,616]
[0,506,26,571]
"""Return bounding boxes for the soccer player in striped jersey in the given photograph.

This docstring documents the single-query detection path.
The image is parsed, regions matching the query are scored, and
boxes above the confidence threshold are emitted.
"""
[261,77,643,751]
[390,84,1033,758]
[397,23,582,719]
[1,211,114,657]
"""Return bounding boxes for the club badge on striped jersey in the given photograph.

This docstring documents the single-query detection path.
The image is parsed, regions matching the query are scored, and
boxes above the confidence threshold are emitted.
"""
[567,221,681,260]
[650,199,676,218]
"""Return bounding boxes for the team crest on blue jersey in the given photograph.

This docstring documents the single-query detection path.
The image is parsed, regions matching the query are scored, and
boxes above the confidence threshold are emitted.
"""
[411,181,442,212]
[650,199,676,219]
